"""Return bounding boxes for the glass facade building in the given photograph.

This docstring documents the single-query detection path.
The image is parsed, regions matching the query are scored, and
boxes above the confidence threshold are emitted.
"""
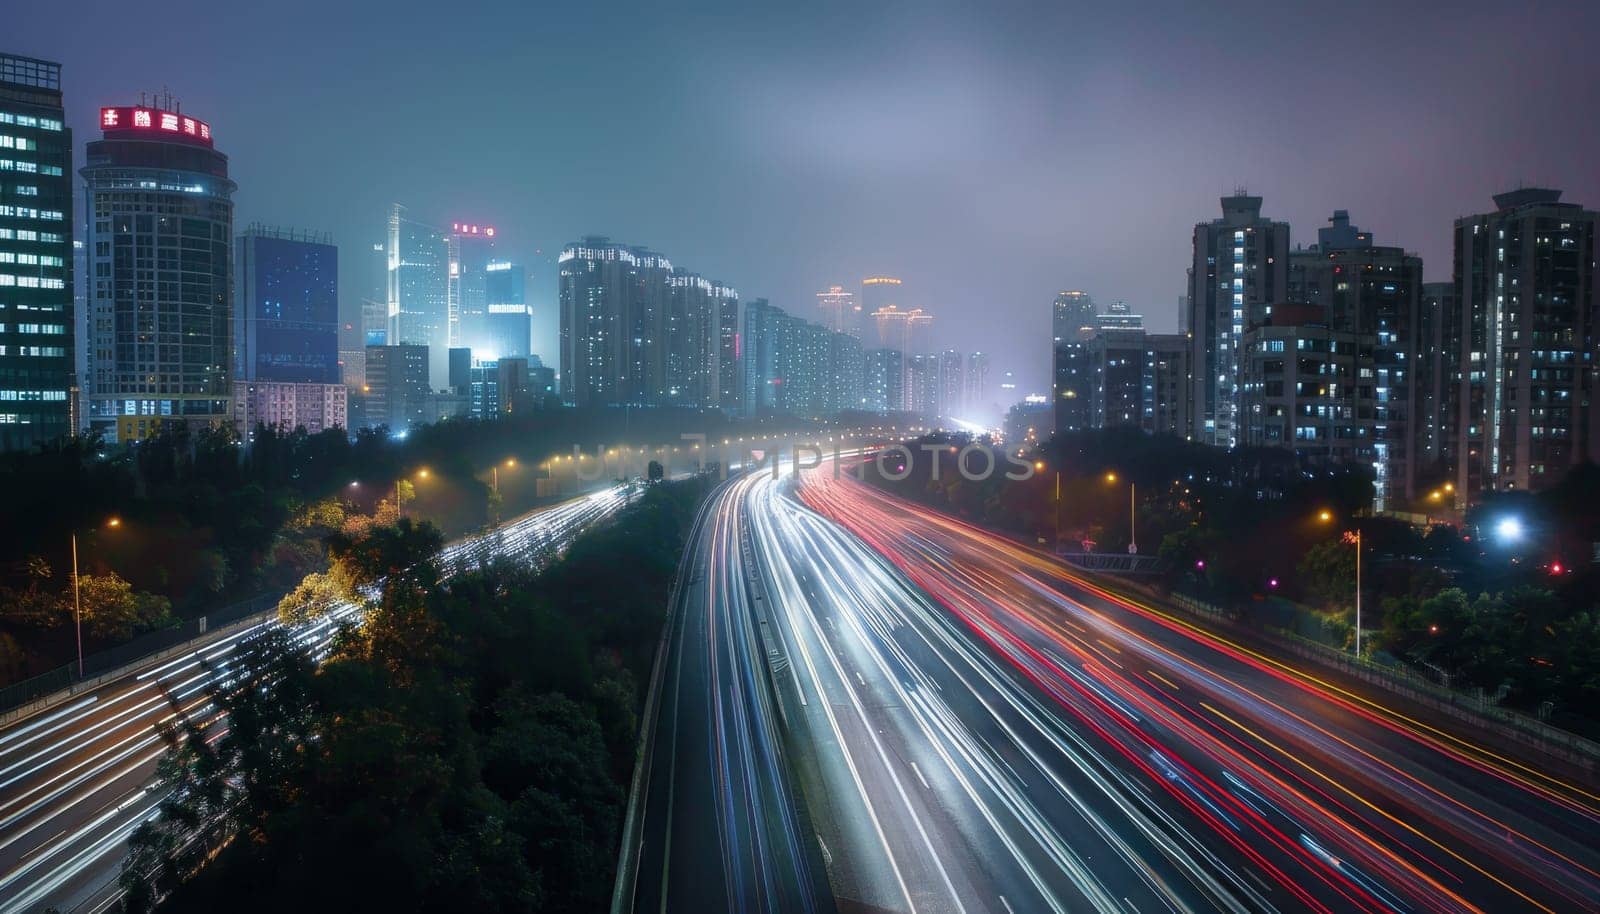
[234,226,338,384]
[0,54,72,451]
[386,204,449,388]
[81,97,235,441]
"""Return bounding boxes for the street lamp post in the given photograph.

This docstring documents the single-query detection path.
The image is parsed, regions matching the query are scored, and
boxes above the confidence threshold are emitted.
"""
[1353,528,1363,658]
[70,517,120,677]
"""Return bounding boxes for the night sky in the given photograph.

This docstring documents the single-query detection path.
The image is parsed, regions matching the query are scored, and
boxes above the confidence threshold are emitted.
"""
[12,0,1600,396]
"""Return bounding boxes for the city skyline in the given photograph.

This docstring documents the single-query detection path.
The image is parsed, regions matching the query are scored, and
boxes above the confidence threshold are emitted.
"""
[10,0,1599,395]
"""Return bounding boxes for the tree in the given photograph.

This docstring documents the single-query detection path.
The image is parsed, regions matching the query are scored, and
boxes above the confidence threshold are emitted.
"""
[1297,540,1356,611]
[276,567,358,625]
[74,572,174,640]
[647,459,664,483]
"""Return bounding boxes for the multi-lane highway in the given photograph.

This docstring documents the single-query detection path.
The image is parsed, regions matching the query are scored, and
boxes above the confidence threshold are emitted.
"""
[793,464,1600,914]
[0,487,627,914]
[624,457,1600,914]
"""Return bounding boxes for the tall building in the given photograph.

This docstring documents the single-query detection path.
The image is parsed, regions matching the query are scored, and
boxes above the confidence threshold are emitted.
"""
[937,349,964,417]
[1415,282,1458,473]
[1090,329,1146,428]
[905,353,939,416]
[362,344,428,430]
[1052,291,1096,344]
[1096,300,1144,332]
[558,236,732,409]
[449,221,495,351]
[859,276,901,339]
[0,54,71,451]
[234,225,338,384]
[82,96,235,441]
[1452,189,1598,498]
[1143,333,1191,439]
[387,204,449,389]
[816,284,853,333]
[743,297,861,417]
[1186,192,1290,448]
[480,260,530,359]
[717,287,741,411]
[1239,302,1376,466]
[360,295,387,346]
[964,351,991,417]
[1288,211,1423,509]
[864,347,904,413]
[1053,340,1092,433]
[872,304,909,351]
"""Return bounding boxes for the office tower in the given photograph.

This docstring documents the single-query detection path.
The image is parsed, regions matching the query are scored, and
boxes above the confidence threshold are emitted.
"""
[387,204,449,388]
[1090,329,1146,428]
[82,96,234,441]
[1239,302,1376,466]
[1186,192,1290,448]
[937,349,964,417]
[1052,291,1096,343]
[905,354,939,416]
[816,285,853,333]
[1143,333,1191,439]
[360,296,387,346]
[1096,300,1144,332]
[0,54,71,451]
[362,343,429,430]
[1415,282,1458,472]
[860,276,901,339]
[231,380,346,439]
[449,221,496,349]
[527,355,556,405]
[338,344,364,389]
[234,225,338,384]
[467,360,500,419]
[481,260,531,360]
[1453,188,1598,497]
[1052,340,1092,433]
[864,347,904,413]
[1288,210,1423,509]
[447,346,473,396]
[965,351,990,417]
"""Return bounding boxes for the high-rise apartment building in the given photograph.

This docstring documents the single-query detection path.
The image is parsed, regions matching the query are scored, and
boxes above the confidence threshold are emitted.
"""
[231,379,346,438]
[1053,340,1093,433]
[860,276,901,339]
[937,349,964,417]
[743,297,862,417]
[964,351,990,417]
[905,353,939,417]
[1143,333,1191,439]
[1452,189,1597,497]
[1287,211,1423,508]
[1239,303,1376,466]
[1052,291,1096,344]
[864,347,904,413]
[234,225,338,384]
[558,236,734,410]
[1414,281,1458,474]
[81,97,235,441]
[387,204,449,388]
[1090,329,1146,428]
[0,54,72,451]
[816,285,854,334]
[1186,193,1290,448]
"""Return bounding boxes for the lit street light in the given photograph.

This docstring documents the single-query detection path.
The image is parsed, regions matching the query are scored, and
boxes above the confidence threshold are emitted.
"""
[71,517,122,677]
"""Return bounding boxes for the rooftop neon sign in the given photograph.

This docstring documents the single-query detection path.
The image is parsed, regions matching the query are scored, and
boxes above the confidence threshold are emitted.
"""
[452,223,496,237]
[99,107,213,146]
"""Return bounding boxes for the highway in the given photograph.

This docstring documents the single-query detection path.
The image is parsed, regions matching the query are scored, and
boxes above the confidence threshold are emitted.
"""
[0,487,627,914]
[792,465,1600,914]
[620,473,835,914]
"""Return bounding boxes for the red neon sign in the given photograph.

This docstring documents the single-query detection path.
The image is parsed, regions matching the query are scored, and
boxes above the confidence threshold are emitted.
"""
[99,107,214,147]
[451,223,496,237]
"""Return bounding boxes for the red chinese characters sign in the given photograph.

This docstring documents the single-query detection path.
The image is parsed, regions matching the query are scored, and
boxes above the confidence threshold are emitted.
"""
[99,107,213,146]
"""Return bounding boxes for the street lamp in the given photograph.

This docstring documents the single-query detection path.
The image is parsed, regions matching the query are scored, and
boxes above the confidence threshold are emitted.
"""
[1495,516,1523,543]
[1106,471,1136,554]
[71,517,121,677]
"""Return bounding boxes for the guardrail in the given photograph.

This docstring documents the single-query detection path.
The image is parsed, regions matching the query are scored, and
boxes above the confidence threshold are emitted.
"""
[0,592,282,723]
[1139,586,1600,771]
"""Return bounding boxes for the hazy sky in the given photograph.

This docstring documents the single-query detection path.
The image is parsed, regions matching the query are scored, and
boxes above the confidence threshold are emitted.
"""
[13,0,1600,395]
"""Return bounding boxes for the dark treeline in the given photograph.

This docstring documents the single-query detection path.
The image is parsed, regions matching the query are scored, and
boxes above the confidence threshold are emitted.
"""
[0,407,815,682]
[120,475,711,914]
[869,427,1600,735]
